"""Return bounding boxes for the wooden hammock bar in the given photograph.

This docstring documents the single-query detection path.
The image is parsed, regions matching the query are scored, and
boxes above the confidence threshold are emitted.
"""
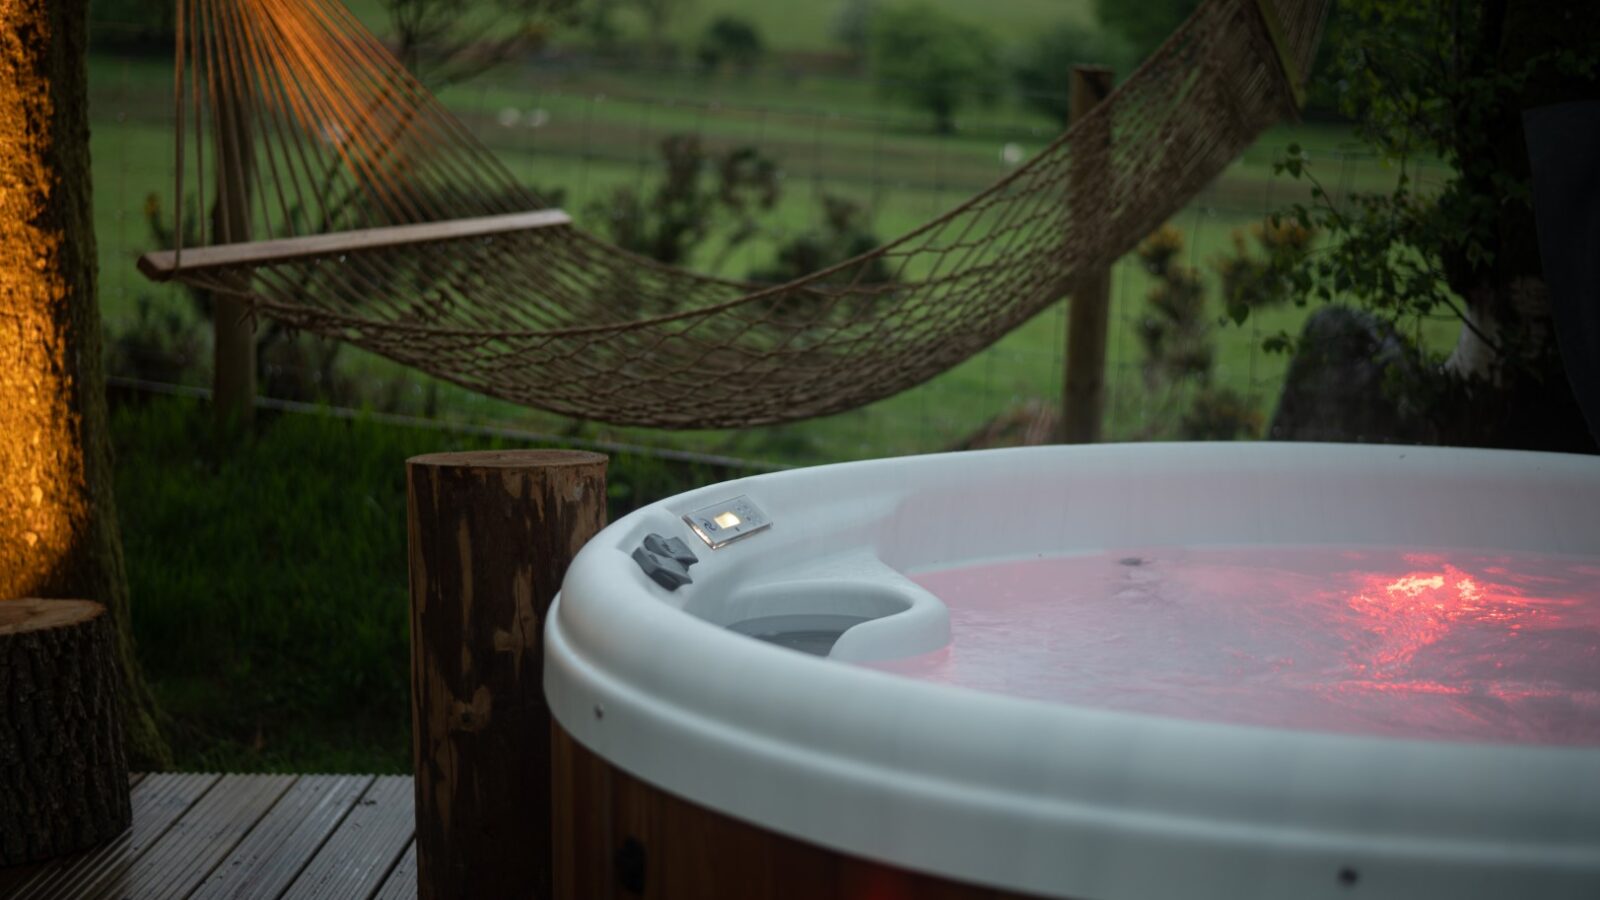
[137,209,572,281]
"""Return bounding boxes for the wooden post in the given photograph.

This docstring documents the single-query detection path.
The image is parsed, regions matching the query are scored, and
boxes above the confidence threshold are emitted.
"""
[210,73,255,428]
[1060,65,1116,443]
[0,599,131,865]
[407,450,608,900]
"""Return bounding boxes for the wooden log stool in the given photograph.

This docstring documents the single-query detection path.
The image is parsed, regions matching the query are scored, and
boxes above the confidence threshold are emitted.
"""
[407,450,608,900]
[0,599,131,866]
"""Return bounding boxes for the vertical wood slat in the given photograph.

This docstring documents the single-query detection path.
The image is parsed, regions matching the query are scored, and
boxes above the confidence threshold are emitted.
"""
[82,774,295,900]
[280,775,414,900]
[188,774,375,900]
[408,450,608,900]
[1060,65,1117,444]
[552,727,1036,900]
[11,773,220,900]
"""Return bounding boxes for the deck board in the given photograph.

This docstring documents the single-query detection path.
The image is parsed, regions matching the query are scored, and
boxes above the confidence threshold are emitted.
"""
[279,776,415,900]
[87,774,297,900]
[0,773,418,900]
[11,772,219,900]
[187,774,376,900]
[370,841,418,900]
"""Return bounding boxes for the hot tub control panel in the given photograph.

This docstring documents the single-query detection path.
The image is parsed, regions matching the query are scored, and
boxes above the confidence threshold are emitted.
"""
[684,495,771,550]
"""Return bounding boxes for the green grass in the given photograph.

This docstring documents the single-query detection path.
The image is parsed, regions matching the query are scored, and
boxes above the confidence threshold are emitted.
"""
[116,395,728,772]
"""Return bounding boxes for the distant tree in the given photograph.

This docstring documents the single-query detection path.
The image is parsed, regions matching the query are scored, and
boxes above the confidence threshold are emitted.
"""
[696,15,764,74]
[632,0,694,63]
[1010,21,1131,124]
[831,0,879,66]
[869,4,1000,134]
[576,0,627,52]
[1092,0,1197,64]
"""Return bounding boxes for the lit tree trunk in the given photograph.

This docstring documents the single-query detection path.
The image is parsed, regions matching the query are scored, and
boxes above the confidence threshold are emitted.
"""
[0,0,170,766]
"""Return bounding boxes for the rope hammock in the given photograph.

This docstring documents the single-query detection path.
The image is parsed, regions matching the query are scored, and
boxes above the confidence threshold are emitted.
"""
[140,0,1329,428]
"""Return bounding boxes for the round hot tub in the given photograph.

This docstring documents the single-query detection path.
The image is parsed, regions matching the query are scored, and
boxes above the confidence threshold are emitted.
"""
[545,443,1600,900]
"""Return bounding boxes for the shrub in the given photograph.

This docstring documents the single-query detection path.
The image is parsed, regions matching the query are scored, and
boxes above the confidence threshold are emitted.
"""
[869,4,1000,134]
[1010,22,1132,125]
[696,15,765,74]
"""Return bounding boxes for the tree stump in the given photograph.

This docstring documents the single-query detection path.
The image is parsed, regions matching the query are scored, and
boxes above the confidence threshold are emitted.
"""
[407,450,608,900]
[0,599,131,866]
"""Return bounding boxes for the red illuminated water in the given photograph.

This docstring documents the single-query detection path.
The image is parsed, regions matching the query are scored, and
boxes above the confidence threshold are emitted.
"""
[873,547,1600,745]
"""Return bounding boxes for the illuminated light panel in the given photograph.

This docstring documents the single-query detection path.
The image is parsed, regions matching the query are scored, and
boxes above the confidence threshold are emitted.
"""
[714,511,742,529]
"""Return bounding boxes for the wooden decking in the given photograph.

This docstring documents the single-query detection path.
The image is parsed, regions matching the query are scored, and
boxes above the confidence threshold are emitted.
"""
[0,773,417,900]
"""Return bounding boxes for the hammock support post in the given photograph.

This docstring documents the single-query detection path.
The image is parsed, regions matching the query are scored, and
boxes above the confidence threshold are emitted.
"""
[209,69,256,428]
[1060,65,1116,444]
[406,450,608,900]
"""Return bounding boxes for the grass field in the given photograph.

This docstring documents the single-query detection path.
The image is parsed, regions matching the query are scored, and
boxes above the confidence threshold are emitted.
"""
[117,396,729,772]
[341,0,1100,55]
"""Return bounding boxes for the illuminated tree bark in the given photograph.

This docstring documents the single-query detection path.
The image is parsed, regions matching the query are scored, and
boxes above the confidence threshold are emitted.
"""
[0,0,169,766]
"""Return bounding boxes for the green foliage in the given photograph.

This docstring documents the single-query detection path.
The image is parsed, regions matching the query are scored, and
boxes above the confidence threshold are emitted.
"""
[748,194,894,325]
[588,135,778,268]
[869,3,1000,134]
[107,296,206,386]
[1257,1,1600,370]
[1226,0,1600,449]
[1212,217,1316,327]
[1181,386,1261,441]
[1009,21,1130,124]
[1092,0,1196,64]
[696,15,765,73]
[1136,226,1212,386]
[1133,225,1263,441]
[116,397,724,771]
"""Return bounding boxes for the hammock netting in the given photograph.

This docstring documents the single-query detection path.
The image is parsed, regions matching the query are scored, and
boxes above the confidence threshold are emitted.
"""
[149,0,1329,428]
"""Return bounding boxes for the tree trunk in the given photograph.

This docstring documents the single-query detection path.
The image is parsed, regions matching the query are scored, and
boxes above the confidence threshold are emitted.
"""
[0,0,169,766]
[0,599,131,865]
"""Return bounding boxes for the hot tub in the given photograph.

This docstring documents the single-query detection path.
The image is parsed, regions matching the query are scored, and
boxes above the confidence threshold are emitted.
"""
[545,443,1600,899]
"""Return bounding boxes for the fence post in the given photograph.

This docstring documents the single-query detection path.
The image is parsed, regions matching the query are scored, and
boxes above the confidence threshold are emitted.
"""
[1060,65,1116,443]
[407,450,608,900]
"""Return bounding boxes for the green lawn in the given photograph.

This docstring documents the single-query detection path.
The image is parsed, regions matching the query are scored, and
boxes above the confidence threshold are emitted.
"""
[117,396,728,772]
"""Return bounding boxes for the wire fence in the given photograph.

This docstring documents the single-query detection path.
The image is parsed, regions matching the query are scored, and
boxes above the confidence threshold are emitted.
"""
[86,22,1454,469]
